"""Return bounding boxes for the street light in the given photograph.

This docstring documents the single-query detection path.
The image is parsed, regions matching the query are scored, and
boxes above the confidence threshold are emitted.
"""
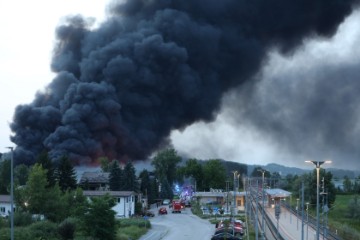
[232,171,240,218]
[6,147,14,240]
[296,198,299,230]
[306,202,309,240]
[258,169,266,240]
[305,160,331,240]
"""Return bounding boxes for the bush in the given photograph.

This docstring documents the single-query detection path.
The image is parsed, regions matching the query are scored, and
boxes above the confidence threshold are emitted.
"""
[117,218,151,229]
[58,217,77,240]
[28,220,59,239]
[0,226,32,239]
[0,217,8,228]
[338,223,360,239]
[14,211,32,226]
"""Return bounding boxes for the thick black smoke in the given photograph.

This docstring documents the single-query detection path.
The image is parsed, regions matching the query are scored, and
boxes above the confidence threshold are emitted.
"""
[10,0,359,165]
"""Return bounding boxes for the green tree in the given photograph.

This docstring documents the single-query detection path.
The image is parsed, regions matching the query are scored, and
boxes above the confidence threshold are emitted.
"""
[15,164,66,222]
[83,195,116,240]
[109,160,123,191]
[57,155,77,192]
[63,188,88,219]
[99,156,111,172]
[159,178,173,200]
[283,174,298,191]
[0,159,10,194]
[183,158,204,191]
[36,151,56,187]
[346,195,360,218]
[304,169,336,207]
[149,177,159,204]
[14,164,29,186]
[123,161,138,192]
[139,169,151,197]
[152,148,181,186]
[202,159,227,191]
[250,167,271,178]
[343,176,352,193]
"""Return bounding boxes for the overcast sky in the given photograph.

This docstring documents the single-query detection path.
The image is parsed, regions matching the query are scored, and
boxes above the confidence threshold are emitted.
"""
[1,1,360,171]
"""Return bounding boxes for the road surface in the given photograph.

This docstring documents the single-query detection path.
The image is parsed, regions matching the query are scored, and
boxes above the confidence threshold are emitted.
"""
[139,206,215,240]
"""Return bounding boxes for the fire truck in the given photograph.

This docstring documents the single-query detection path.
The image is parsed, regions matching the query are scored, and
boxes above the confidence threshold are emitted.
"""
[172,201,182,213]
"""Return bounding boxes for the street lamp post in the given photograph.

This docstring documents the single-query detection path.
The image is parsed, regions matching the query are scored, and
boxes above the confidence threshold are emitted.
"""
[306,202,309,240]
[296,198,299,230]
[6,147,14,240]
[305,160,331,240]
[258,170,266,240]
[290,194,292,224]
[232,171,240,218]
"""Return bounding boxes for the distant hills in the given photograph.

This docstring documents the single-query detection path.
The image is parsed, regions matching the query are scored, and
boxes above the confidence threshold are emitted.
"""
[72,158,359,181]
[249,163,359,179]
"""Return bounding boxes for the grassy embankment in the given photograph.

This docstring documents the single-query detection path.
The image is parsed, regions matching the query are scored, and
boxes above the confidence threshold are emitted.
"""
[327,194,360,239]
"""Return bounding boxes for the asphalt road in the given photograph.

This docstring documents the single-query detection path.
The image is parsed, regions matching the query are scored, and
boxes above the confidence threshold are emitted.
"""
[139,206,215,240]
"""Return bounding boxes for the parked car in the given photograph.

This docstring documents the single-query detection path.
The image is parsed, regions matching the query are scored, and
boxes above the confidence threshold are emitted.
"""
[162,199,171,205]
[141,210,155,217]
[211,232,242,240]
[158,207,168,215]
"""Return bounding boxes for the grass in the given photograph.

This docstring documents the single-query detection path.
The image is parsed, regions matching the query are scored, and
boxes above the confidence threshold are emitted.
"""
[117,225,148,240]
[327,194,360,239]
[116,218,150,240]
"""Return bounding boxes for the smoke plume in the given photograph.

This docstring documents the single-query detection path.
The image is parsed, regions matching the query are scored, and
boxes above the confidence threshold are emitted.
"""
[10,0,359,165]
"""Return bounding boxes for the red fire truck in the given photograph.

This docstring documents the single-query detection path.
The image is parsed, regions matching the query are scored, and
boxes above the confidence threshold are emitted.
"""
[172,201,182,213]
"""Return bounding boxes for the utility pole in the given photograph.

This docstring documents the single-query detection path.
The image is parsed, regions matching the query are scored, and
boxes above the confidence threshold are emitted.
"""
[258,169,266,240]
[301,181,305,240]
[226,180,230,214]
[255,179,259,240]
[6,147,14,240]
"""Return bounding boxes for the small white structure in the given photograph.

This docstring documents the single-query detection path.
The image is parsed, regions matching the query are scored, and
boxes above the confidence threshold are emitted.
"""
[0,195,13,217]
[83,191,136,218]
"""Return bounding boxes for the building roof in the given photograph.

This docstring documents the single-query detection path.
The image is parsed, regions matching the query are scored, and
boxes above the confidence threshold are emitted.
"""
[265,188,291,198]
[195,192,226,197]
[83,190,135,197]
[0,195,10,203]
[229,191,246,196]
[79,172,109,184]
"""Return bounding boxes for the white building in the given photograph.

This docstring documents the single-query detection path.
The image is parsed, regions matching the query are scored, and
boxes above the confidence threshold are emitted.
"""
[0,195,13,217]
[83,191,136,218]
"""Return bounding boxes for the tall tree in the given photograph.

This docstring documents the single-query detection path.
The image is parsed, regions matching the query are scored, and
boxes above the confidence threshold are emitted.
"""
[123,161,138,192]
[57,155,77,192]
[183,158,204,191]
[99,156,111,172]
[0,159,10,194]
[304,169,336,207]
[139,169,151,197]
[109,160,123,191]
[15,163,65,222]
[14,164,29,186]
[82,195,116,240]
[149,177,159,204]
[343,175,353,193]
[159,178,173,200]
[151,148,181,186]
[202,159,227,191]
[36,151,56,187]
